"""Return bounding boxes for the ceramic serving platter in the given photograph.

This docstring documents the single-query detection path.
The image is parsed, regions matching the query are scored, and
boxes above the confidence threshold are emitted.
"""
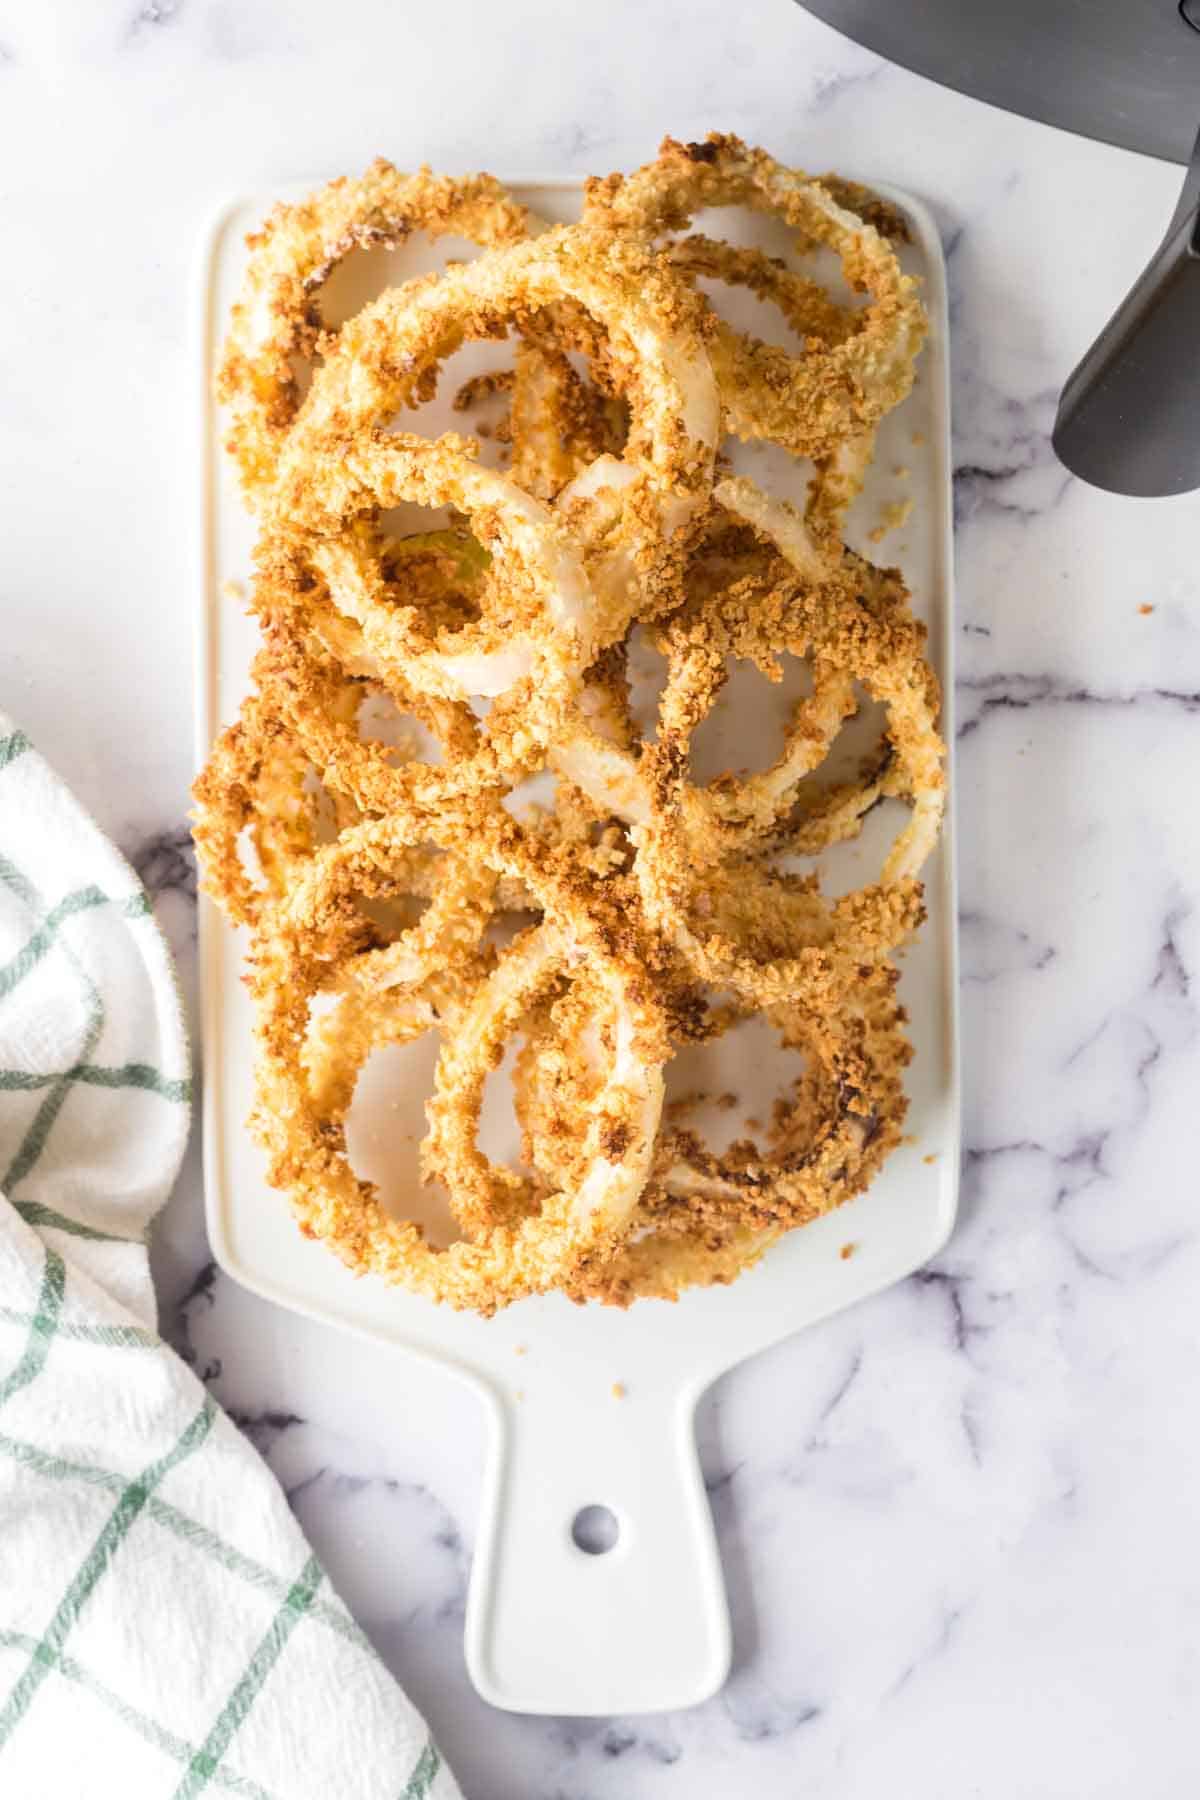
[196,175,958,1717]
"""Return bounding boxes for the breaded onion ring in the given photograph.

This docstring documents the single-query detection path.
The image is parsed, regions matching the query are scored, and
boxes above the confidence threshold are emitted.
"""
[217,161,532,505]
[715,476,945,885]
[303,433,601,703]
[192,652,365,928]
[245,444,607,815]
[270,225,721,627]
[584,133,925,460]
[251,809,670,1312]
[512,970,912,1304]
[199,141,945,1316]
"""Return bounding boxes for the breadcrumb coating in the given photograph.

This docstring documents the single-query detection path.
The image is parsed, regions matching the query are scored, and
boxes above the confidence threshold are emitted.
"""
[193,137,942,1312]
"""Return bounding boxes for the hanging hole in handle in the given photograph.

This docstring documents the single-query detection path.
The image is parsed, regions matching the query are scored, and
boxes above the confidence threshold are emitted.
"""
[571,1504,620,1555]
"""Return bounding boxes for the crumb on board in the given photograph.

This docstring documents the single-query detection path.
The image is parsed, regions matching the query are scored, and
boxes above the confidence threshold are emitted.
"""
[868,498,913,543]
[611,1382,626,1400]
[1138,603,1155,616]
[911,430,925,446]
[666,1087,738,1122]
[893,464,910,479]
[839,1242,858,1261]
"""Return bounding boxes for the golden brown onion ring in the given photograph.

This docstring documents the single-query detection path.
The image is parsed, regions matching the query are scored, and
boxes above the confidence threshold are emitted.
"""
[304,434,602,704]
[217,162,532,506]
[191,655,365,929]
[716,476,945,885]
[251,808,670,1311]
[512,970,911,1304]
[584,133,925,461]
[270,224,721,631]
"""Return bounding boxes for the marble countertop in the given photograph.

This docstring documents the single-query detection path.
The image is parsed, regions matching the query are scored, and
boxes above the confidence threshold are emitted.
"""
[4,1,1200,1793]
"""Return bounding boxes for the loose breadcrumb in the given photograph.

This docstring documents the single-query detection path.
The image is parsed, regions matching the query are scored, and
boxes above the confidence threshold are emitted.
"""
[868,498,913,543]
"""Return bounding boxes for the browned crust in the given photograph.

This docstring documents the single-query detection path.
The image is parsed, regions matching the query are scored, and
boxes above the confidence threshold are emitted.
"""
[197,139,942,1313]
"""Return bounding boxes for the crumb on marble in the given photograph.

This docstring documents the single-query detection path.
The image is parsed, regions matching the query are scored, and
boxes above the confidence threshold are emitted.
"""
[923,1152,938,1165]
[513,1343,527,1357]
[839,1242,857,1261]
[220,578,246,606]
[1138,603,1155,616]
[611,1381,626,1399]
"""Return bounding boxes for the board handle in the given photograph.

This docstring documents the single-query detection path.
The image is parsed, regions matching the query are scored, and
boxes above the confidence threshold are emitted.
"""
[465,1378,730,1715]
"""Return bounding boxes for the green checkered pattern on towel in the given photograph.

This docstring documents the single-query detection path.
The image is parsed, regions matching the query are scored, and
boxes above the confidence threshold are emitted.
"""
[0,719,455,1799]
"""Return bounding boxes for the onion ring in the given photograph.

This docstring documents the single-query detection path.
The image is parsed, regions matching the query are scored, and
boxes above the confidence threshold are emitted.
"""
[301,433,600,703]
[200,142,946,1315]
[192,652,365,929]
[546,480,940,1004]
[715,476,945,884]
[512,968,912,1304]
[270,225,721,629]
[584,133,925,461]
[217,162,533,505]
[251,808,670,1311]
[246,439,609,815]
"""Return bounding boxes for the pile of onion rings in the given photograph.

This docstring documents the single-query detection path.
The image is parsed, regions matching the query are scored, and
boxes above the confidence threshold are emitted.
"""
[194,135,943,1315]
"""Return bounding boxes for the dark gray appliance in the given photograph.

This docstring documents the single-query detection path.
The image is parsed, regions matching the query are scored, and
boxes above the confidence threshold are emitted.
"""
[793,1,1200,497]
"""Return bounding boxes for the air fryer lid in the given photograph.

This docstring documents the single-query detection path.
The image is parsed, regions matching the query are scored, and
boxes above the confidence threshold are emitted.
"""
[795,0,1200,165]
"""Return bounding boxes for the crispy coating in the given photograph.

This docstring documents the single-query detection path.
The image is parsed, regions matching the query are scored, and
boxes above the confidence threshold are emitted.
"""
[553,498,860,851]
[268,225,719,539]
[507,340,628,499]
[217,160,533,506]
[248,811,671,1312]
[716,477,945,884]
[574,973,912,1304]
[584,133,926,461]
[192,653,362,928]
[197,140,944,1312]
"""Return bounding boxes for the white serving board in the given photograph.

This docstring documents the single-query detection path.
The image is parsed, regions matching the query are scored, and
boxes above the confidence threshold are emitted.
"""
[196,176,958,1717]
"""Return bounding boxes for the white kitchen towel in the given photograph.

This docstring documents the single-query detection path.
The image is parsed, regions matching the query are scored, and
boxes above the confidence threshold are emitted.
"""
[0,714,460,1800]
